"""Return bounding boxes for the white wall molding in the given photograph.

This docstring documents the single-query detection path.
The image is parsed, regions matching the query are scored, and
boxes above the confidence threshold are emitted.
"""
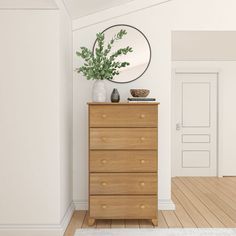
[0,8,58,10]
[72,0,173,31]
[54,0,71,18]
[158,199,176,210]
[0,202,75,236]
[74,200,175,211]
[0,0,57,10]
[74,200,88,210]
[60,201,75,234]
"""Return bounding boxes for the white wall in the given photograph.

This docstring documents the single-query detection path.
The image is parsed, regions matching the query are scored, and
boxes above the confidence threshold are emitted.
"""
[173,61,236,176]
[0,8,73,236]
[172,31,236,61]
[73,0,236,210]
[0,10,60,225]
[59,9,74,223]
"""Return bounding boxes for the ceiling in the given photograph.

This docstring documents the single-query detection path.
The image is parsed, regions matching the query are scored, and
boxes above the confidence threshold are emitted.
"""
[172,31,236,61]
[0,0,57,9]
[0,0,137,19]
[63,0,136,19]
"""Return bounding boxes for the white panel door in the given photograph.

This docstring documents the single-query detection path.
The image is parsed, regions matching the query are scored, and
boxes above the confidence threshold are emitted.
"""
[173,72,218,176]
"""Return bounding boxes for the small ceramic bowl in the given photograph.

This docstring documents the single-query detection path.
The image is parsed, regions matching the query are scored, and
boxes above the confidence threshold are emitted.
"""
[130,89,150,97]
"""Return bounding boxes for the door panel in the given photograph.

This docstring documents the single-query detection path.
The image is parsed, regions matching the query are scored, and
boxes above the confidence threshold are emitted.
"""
[182,82,210,127]
[182,134,210,143]
[182,150,210,168]
[173,72,217,176]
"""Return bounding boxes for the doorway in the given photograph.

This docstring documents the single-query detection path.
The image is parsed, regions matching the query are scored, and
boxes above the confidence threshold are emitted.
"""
[172,70,218,176]
[172,31,236,177]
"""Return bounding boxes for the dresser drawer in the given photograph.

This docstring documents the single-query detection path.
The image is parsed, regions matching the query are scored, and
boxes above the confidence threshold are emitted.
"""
[89,105,157,127]
[90,173,157,195]
[90,195,157,219]
[90,150,157,172]
[90,128,157,150]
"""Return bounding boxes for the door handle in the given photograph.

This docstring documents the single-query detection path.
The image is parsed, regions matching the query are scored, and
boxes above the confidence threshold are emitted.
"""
[176,123,181,131]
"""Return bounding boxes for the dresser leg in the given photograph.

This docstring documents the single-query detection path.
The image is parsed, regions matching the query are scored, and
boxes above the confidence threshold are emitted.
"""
[151,218,158,226]
[88,217,95,226]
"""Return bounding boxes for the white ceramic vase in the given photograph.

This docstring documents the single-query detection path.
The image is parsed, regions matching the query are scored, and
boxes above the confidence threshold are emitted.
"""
[92,80,106,102]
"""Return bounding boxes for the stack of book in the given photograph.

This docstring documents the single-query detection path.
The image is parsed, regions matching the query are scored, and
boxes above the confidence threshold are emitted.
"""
[127,97,156,103]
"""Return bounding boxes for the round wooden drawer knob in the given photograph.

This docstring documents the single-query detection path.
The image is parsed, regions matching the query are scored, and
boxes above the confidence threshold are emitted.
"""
[140,159,145,164]
[140,114,145,119]
[101,137,107,142]
[101,182,107,186]
[101,159,107,164]
[101,204,107,209]
[140,137,145,142]
[140,182,145,187]
[102,114,107,118]
[140,204,145,209]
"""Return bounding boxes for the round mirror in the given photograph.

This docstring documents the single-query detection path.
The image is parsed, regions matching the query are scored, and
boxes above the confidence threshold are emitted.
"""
[93,24,151,83]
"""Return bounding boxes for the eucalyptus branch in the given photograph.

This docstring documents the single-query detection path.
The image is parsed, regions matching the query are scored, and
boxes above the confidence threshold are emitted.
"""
[75,29,133,81]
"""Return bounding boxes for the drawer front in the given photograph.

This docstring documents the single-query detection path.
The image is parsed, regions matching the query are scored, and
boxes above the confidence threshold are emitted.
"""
[90,173,157,195]
[90,128,157,150]
[89,105,157,127]
[90,150,157,172]
[90,195,157,219]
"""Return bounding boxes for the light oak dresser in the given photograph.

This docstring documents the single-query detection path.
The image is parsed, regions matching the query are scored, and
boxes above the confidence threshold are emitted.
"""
[88,102,159,226]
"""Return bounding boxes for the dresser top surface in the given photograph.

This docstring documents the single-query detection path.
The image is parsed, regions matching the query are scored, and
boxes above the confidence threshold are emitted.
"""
[88,102,159,105]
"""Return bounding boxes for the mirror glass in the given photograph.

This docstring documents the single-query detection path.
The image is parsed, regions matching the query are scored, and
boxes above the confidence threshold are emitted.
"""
[93,24,151,83]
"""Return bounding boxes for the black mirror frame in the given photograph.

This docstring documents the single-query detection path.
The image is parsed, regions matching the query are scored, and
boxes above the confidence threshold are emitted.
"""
[92,24,152,84]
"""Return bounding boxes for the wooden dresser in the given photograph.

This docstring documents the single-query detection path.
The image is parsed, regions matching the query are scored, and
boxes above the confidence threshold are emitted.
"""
[88,103,159,226]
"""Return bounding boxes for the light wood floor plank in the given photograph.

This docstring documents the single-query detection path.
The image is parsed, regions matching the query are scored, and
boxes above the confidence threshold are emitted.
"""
[162,210,182,228]
[172,181,211,227]
[214,177,236,189]
[125,219,140,228]
[111,219,125,228]
[195,178,236,221]
[227,177,236,184]
[173,178,224,227]
[197,177,236,205]
[157,211,168,228]
[64,211,86,236]
[202,177,236,209]
[183,178,236,227]
[139,219,154,228]
[207,177,236,201]
[171,193,196,227]
[82,212,96,228]
[64,177,236,236]
[206,177,235,194]
[96,219,111,228]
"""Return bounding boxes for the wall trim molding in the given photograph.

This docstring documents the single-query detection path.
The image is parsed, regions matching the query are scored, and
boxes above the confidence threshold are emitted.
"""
[74,199,175,211]
[0,202,75,236]
[74,200,88,210]
[54,0,71,18]
[72,0,173,31]
[158,199,176,210]
[60,201,75,234]
[0,8,58,10]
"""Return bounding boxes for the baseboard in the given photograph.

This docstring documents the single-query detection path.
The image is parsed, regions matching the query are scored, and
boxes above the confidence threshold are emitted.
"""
[158,199,176,210]
[60,201,75,234]
[74,200,88,210]
[74,199,176,211]
[0,202,75,236]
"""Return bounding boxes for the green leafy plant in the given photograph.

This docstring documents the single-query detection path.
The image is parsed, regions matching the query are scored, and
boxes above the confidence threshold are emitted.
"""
[75,29,133,80]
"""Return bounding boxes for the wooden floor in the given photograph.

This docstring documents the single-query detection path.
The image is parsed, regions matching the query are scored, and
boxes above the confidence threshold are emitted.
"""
[65,177,236,236]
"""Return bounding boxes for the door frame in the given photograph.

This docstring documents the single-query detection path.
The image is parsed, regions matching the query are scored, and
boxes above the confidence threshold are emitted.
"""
[171,68,222,177]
